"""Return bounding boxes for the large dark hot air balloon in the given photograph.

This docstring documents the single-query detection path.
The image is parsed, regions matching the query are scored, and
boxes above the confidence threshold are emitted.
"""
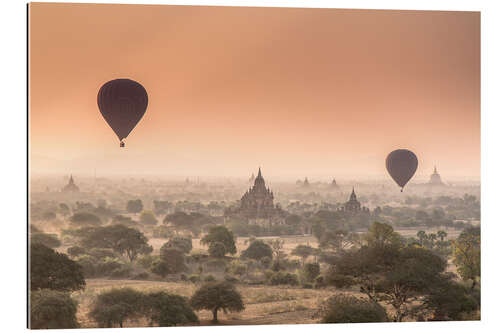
[385,149,418,192]
[97,79,148,147]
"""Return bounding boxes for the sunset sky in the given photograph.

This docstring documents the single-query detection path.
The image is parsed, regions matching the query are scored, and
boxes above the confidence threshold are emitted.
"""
[29,3,480,180]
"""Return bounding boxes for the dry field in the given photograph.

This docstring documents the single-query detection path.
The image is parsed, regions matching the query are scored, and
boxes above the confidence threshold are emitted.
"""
[73,279,350,327]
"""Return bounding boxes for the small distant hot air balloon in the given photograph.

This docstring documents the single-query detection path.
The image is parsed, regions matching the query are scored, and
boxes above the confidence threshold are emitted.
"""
[386,149,418,192]
[97,79,148,147]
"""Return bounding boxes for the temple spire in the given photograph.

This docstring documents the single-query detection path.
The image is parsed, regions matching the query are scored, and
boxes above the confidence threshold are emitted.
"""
[257,167,262,179]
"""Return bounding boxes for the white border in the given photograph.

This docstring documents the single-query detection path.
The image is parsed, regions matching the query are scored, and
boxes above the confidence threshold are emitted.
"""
[2,0,498,332]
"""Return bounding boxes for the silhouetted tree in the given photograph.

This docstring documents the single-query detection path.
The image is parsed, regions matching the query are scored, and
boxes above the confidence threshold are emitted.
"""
[190,282,244,323]
[201,226,236,256]
[143,292,198,326]
[89,288,144,328]
[30,290,79,329]
[241,240,273,260]
[452,227,480,290]
[126,199,143,214]
[30,243,85,292]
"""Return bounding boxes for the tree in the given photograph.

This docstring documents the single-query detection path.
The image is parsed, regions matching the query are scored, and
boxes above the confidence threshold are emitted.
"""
[140,210,158,225]
[143,292,198,326]
[303,262,320,282]
[241,239,273,260]
[326,222,449,322]
[163,211,193,229]
[201,226,236,256]
[208,242,227,258]
[89,288,144,328]
[291,244,315,265]
[31,232,61,248]
[422,280,479,321]
[30,243,85,292]
[30,289,79,329]
[67,245,86,257]
[268,238,286,267]
[320,294,388,323]
[58,203,71,217]
[112,214,137,227]
[126,199,143,214]
[452,227,480,290]
[190,282,244,323]
[417,230,427,245]
[77,225,153,262]
[165,236,193,254]
[437,230,448,242]
[159,246,187,274]
[364,222,402,248]
[69,212,102,226]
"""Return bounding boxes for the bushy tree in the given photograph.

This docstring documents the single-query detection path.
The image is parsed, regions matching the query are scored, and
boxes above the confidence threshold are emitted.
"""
[241,239,273,260]
[69,212,102,226]
[303,262,320,282]
[291,244,315,265]
[452,227,480,289]
[126,199,143,214]
[326,222,448,322]
[422,280,479,321]
[140,210,158,225]
[89,288,144,328]
[31,232,61,248]
[165,236,193,254]
[112,214,137,227]
[158,246,187,274]
[30,243,85,292]
[208,242,226,258]
[201,226,236,256]
[143,292,198,326]
[77,225,153,262]
[67,245,86,257]
[190,282,244,322]
[30,289,79,329]
[320,294,388,323]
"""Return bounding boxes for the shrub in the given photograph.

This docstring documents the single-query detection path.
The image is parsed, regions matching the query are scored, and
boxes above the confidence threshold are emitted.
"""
[269,271,299,286]
[189,275,201,283]
[137,254,157,270]
[76,255,97,278]
[224,275,239,283]
[31,233,61,248]
[159,247,187,274]
[70,212,102,226]
[131,272,149,280]
[204,274,216,282]
[67,246,86,257]
[320,294,388,323]
[204,259,226,272]
[88,248,117,260]
[30,289,79,329]
[164,236,193,254]
[303,262,321,282]
[151,259,171,278]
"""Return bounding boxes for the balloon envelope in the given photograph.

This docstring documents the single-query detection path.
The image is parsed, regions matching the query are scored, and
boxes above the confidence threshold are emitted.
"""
[386,149,418,190]
[97,79,148,143]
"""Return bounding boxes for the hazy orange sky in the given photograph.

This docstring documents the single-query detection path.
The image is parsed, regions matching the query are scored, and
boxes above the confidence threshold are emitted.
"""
[29,3,480,180]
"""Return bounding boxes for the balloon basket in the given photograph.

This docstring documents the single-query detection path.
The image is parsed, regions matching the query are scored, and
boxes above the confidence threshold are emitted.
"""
[120,141,125,148]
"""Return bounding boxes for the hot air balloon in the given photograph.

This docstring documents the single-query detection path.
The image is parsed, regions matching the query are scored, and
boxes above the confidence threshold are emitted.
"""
[97,79,148,147]
[385,149,418,192]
